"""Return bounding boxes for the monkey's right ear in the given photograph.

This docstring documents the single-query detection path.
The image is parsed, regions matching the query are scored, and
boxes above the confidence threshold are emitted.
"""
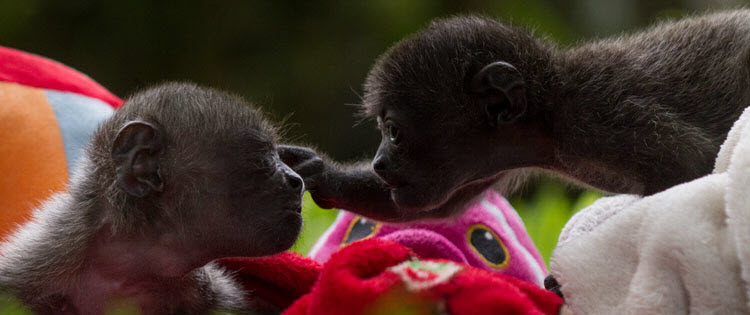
[471,61,527,127]
[112,120,165,197]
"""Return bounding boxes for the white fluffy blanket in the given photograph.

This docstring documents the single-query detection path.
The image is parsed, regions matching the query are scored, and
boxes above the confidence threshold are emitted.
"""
[550,107,750,314]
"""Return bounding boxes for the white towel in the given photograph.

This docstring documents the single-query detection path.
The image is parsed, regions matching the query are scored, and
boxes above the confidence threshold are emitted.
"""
[550,107,750,314]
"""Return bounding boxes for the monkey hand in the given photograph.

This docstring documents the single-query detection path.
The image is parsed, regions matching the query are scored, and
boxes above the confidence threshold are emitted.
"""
[278,145,339,209]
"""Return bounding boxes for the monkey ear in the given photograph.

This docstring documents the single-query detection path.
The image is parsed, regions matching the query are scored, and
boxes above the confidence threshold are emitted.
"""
[112,120,165,197]
[471,61,527,127]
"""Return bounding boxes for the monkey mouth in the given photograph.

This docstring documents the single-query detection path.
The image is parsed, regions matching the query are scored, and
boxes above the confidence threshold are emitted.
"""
[392,175,497,212]
[377,173,407,190]
[389,184,436,211]
[294,205,302,213]
[284,201,303,213]
[385,182,407,190]
[373,165,408,188]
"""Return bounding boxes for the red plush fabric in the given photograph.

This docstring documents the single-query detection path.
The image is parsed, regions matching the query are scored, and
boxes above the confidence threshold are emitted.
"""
[217,252,321,309]
[0,46,123,107]
[292,238,415,315]
[441,267,557,315]
[276,239,562,315]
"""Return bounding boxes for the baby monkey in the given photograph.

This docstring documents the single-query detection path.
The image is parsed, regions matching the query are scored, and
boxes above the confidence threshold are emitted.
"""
[281,10,750,221]
[0,83,304,314]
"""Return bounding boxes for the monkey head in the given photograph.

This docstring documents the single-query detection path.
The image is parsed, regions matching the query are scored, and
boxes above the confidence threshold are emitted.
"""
[363,16,556,214]
[91,83,304,262]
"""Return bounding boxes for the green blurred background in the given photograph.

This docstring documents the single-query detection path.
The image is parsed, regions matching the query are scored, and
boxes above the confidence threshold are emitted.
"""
[1,0,747,313]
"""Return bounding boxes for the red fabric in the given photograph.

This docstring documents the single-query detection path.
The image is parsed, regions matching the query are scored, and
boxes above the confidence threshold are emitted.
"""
[293,238,414,315]
[493,274,563,315]
[0,46,123,107]
[440,267,559,315]
[217,252,320,309]
[227,239,562,315]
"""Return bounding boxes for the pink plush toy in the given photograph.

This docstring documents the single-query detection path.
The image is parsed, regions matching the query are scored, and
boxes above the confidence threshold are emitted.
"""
[309,189,547,286]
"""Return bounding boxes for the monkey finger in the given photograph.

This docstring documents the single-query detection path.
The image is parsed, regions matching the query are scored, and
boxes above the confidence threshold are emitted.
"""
[278,145,318,165]
[291,158,325,177]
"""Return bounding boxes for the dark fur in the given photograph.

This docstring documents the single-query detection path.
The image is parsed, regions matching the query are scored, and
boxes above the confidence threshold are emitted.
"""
[0,83,304,314]
[282,10,750,221]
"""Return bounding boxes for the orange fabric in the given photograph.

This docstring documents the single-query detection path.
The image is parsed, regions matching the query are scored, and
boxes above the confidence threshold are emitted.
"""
[0,82,67,238]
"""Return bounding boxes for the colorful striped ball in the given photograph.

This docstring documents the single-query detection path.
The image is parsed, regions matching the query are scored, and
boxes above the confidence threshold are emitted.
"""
[0,46,122,238]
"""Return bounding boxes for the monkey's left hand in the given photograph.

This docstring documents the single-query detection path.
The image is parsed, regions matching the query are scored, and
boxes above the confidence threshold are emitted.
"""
[278,145,426,221]
[278,145,339,209]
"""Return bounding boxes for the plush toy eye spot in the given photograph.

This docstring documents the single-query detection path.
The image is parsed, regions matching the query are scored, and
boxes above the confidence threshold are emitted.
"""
[341,216,382,246]
[483,231,493,240]
[467,224,510,269]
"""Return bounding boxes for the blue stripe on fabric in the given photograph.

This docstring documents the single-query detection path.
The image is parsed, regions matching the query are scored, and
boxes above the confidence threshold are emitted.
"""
[45,90,114,174]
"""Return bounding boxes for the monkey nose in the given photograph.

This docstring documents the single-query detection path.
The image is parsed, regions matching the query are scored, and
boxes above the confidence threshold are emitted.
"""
[372,157,404,188]
[279,160,305,195]
[285,171,304,196]
[288,173,303,190]
[372,157,389,173]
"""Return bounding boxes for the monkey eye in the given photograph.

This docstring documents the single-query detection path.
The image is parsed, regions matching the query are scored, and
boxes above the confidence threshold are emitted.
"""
[466,224,510,269]
[385,121,401,144]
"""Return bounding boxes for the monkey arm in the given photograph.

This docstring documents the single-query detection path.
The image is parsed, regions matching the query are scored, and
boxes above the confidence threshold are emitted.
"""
[325,164,494,221]
[278,145,401,220]
[279,145,468,221]
[319,163,412,221]
[280,145,489,221]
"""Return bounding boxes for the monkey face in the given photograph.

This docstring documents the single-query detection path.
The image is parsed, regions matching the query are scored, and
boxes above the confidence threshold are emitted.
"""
[176,118,305,259]
[364,62,516,213]
[363,17,555,215]
[370,103,550,215]
[210,146,305,257]
[108,83,304,259]
[369,102,506,214]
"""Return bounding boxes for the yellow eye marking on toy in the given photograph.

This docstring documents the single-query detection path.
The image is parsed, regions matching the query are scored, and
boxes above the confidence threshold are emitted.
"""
[466,224,510,269]
[340,216,382,247]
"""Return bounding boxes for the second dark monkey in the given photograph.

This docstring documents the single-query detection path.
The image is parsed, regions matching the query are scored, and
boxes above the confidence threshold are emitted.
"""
[282,10,750,221]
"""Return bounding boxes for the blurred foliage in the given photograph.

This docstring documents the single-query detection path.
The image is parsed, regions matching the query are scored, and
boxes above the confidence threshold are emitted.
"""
[511,179,601,264]
[1,0,746,313]
[291,193,339,254]
[0,294,31,315]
